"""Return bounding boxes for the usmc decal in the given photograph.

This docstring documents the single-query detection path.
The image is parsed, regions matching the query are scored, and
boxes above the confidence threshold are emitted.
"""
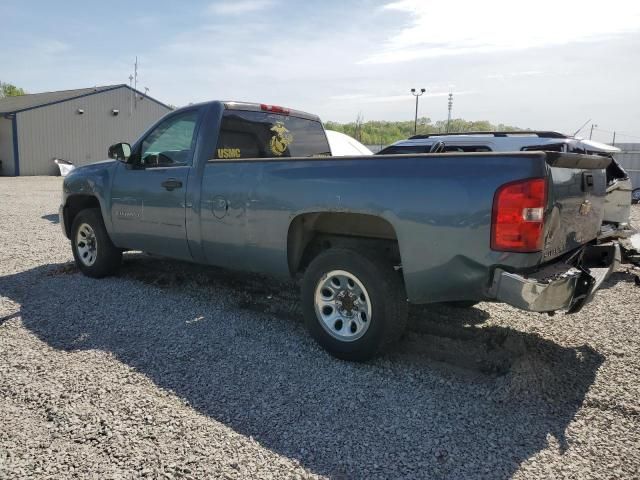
[217,148,241,159]
[269,121,293,156]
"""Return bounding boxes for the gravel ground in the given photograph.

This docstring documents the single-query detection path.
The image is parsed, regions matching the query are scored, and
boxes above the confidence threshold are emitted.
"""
[1,176,639,480]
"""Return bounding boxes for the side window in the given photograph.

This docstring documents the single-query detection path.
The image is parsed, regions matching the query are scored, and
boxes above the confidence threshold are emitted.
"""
[214,110,330,159]
[442,145,492,152]
[377,145,430,155]
[139,110,199,167]
[521,143,566,152]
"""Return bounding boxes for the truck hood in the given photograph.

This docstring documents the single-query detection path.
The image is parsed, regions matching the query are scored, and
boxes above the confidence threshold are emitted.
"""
[63,159,117,197]
[66,159,117,176]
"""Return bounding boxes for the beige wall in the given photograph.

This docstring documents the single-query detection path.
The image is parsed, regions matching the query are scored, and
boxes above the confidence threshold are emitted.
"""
[0,117,15,176]
[16,87,170,176]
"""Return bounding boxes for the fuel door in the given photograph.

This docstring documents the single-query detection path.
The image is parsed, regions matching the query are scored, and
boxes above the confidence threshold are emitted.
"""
[211,195,229,219]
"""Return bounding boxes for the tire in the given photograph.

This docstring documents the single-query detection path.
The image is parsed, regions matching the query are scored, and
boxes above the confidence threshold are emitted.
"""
[632,188,640,205]
[71,208,122,278]
[301,248,408,361]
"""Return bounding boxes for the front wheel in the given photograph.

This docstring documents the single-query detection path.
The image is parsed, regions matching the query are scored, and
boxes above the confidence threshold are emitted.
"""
[301,248,407,361]
[71,208,122,278]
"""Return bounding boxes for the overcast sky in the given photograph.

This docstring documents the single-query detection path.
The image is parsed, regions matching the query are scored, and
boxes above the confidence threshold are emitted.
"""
[2,0,639,142]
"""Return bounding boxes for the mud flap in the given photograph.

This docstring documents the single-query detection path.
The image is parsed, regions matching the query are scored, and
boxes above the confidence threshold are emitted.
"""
[566,269,595,314]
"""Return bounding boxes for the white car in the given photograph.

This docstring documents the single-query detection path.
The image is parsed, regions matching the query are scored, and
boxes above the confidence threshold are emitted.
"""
[326,130,373,156]
[379,131,634,240]
[54,158,75,177]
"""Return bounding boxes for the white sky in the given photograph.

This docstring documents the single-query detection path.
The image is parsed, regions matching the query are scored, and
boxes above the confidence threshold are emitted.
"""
[2,0,640,142]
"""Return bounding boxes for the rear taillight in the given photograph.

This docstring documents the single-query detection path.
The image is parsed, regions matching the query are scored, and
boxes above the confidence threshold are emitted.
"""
[491,178,547,252]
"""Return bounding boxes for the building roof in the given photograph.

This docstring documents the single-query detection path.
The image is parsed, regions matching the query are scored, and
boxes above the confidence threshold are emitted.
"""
[0,84,170,114]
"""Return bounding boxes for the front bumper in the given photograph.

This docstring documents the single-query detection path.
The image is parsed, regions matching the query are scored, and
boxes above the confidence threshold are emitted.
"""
[491,244,620,314]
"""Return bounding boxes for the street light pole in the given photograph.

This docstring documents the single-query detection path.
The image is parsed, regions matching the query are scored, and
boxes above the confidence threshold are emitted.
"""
[446,93,453,133]
[411,88,426,135]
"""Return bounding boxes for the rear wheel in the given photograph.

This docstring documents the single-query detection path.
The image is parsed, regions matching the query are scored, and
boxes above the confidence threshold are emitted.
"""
[301,248,407,361]
[71,208,122,278]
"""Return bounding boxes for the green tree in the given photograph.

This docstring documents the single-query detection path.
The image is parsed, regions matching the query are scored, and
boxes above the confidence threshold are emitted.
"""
[0,82,27,98]
[324,117,524,147]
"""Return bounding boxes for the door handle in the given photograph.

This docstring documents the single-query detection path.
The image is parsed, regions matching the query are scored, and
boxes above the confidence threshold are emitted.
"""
[161,178,183,191]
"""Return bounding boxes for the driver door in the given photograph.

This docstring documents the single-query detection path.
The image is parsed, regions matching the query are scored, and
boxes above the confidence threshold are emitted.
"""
[110,108,201,260]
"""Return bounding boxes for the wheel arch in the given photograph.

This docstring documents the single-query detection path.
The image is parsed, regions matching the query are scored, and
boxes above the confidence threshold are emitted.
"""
[287,211,402,276]
[62,194,103,238]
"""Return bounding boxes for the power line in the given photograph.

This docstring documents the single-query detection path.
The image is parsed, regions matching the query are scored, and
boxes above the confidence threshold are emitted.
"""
[593,127,640,141]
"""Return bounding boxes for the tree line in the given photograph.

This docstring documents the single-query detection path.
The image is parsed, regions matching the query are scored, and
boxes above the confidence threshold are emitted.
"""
[0,82,27,98]
[324,117,524,146]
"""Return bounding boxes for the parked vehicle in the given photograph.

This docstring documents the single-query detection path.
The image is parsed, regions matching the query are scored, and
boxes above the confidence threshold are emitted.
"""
[326,130,373,156]
[54,158,75,177]
[378,132,634,241]
[60,102,619,361]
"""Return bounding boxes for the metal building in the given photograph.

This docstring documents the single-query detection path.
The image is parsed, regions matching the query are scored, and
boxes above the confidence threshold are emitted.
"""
[0,85,171,176]
[615,143,640,190]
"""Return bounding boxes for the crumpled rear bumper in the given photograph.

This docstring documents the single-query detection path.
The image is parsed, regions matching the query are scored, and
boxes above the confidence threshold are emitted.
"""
[491,244,620,314]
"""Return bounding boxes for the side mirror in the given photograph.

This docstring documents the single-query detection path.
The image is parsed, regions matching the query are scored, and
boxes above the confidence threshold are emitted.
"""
[108,142,132,162]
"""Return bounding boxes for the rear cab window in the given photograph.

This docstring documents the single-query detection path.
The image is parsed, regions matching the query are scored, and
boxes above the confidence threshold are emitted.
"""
[215,110,330,159]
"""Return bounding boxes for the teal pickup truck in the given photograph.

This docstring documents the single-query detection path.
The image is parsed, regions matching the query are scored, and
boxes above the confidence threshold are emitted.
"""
[60,101,619,360]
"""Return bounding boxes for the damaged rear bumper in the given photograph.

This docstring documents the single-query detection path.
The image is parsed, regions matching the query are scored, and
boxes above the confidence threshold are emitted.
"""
[491,244,620,314]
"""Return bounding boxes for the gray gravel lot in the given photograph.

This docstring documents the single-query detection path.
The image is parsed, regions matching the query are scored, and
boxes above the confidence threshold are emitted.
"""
[1,176,639,479]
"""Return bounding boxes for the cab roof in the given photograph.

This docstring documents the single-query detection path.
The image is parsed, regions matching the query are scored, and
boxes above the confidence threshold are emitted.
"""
[176,100,320,122]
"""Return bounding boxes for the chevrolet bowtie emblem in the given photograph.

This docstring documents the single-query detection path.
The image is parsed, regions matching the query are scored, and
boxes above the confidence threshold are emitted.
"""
[579,200,592,215]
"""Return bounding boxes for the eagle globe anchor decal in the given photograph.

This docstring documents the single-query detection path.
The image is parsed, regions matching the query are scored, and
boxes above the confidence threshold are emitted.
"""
[270,121,293,156]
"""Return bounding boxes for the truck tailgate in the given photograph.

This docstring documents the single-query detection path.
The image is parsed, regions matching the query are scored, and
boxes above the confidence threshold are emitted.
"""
[541,153,611,262]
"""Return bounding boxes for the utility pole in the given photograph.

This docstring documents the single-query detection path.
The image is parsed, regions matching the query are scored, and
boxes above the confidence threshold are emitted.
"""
[133,56,138,109]
[446,92,453,133]
[128,74,134,116]
[410,88,426,135]
[354,112,364,142]
[589,123,598,140]
[612,131,616,146]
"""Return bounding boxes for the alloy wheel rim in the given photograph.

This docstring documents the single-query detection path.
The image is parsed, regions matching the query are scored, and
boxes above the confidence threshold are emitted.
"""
[314,269,372,342]
[76,223,98,266]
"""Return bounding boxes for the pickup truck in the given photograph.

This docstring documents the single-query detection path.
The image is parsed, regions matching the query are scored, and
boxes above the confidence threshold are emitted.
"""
[60,101,619,361]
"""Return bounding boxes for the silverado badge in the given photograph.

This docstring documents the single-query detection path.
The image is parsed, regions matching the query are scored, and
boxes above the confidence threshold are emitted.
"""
[270,121,293,156]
